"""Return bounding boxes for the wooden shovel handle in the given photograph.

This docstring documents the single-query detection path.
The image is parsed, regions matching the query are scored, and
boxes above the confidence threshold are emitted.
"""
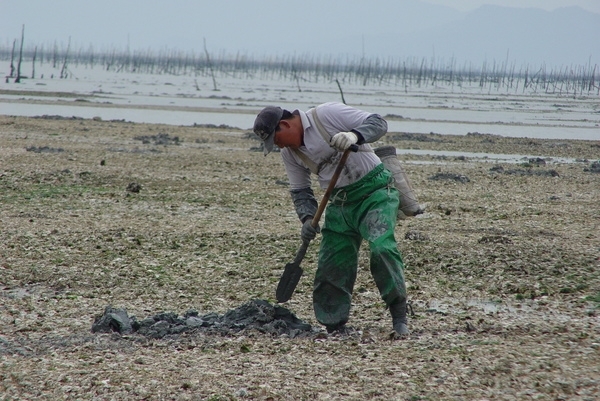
[311,145,358,228]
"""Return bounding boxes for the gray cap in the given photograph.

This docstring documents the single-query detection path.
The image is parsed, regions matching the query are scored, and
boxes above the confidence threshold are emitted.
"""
[253,106,283,155]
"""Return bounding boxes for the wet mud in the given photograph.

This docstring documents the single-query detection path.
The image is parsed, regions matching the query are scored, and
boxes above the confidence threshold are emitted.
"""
[2,115,598,400]
[92,299,316,339]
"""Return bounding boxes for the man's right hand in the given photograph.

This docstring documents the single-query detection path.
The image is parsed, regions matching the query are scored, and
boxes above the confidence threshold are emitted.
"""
[301,219,320,242]
[330,131,358,151]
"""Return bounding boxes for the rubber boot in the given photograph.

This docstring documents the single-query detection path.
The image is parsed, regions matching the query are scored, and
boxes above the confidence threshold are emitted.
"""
[326,322,348,334]
[389,298,409,335]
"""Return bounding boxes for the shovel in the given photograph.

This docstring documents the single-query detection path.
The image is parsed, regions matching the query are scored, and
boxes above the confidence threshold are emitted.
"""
[276,144,358,303]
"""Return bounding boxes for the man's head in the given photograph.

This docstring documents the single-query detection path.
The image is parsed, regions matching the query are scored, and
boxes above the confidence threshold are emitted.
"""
[254,107,303,155]
[253,106,283,155]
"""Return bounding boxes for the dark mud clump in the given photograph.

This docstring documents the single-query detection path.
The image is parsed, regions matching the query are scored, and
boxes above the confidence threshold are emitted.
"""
[32,115,84,120]
[25,146,65,153]
[92,299,315,339]
[133,133,181,145]
[489,165,560,177]
[193,123,239,129]
[429,172,470,183]
[387,132,447,143]
[527,157,547,166]
[126,182,142,193]
[584,161,600,173]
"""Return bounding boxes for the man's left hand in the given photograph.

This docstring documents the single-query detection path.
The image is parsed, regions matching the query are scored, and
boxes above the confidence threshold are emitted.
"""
[330,131,358,151]
[301,220,320,242]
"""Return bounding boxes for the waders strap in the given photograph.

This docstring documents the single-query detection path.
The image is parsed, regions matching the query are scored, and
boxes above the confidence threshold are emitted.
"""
[291,107,331,175]
[311,106,332,144]
[292,148,320,174]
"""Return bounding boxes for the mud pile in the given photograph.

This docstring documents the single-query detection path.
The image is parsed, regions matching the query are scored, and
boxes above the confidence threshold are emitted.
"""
[586,160,600,173]
[92,299,315,339]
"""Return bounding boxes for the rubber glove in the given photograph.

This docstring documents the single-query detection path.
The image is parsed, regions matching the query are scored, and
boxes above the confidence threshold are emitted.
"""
[330,131,358,151]
[301,219,320,242]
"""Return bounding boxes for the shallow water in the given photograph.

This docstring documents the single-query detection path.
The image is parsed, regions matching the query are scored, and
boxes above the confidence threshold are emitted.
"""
[3,101,598,141]
[395,148,580,164]
[1,64,599,141]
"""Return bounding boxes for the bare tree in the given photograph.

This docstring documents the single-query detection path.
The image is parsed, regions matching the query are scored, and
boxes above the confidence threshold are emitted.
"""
[15,25,25,83]
[335,79,346,104]
[60,36,71,78]
[204,38,218,91]
[31,46,38,79]
[52,41,58,68]
[9,39,16,78]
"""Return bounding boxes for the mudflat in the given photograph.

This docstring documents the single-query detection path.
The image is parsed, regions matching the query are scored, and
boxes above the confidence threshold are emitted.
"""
[1,114,599,400]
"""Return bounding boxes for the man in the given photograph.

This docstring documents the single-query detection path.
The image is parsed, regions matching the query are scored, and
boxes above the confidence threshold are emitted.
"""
[253,102,408,335]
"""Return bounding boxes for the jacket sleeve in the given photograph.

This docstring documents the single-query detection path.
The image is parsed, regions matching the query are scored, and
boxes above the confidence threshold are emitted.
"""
[351,114,388,144]
[290,187,318,223]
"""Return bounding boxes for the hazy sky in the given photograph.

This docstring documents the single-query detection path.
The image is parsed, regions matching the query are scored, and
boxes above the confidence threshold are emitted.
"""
[1,0,598,66]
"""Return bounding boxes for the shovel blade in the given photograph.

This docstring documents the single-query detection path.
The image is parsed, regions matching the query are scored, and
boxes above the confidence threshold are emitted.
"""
[276,262,304,303]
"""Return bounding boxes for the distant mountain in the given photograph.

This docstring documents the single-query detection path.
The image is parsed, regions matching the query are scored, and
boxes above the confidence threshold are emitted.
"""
[392,5,600,67]
[235,0,464,59]
[261,2,600,68]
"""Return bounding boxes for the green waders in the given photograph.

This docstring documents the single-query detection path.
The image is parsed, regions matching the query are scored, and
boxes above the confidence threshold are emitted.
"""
[313,164,407,329]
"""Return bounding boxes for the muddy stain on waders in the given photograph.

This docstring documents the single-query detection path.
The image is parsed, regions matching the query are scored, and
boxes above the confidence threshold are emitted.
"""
[364,208,389,242]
